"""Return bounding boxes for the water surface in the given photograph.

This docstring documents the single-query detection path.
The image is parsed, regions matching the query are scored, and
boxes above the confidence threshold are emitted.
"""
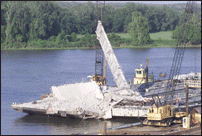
[1,48,201,135]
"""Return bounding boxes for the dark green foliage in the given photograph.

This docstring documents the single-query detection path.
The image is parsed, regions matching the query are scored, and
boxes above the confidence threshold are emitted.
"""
[1,25,6,43]
[128,11,151,46]
[107,33,124,47]
[28,1,61,40]
[1,1,201,49]
[68,32,77,42]
[107,33,122,43]
[153,39,176,46]
[172,14,201,45]
[102,5,114,33]
[121,38,132,45]
[80,33,95,48]
[48,36,56,42]
[111,9,124,33]
[145,6,180,32]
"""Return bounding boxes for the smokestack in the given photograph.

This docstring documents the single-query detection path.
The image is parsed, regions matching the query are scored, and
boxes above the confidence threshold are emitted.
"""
[146,58,149,87]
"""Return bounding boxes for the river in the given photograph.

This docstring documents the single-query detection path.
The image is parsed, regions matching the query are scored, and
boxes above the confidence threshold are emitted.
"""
[1,48,201,135]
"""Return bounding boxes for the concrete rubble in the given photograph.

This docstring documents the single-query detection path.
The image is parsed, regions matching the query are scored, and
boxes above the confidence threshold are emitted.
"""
[12,81,147,119]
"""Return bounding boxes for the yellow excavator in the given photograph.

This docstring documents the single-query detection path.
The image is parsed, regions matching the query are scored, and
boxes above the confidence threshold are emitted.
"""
[143,104,186,127]
[143,94,186,127]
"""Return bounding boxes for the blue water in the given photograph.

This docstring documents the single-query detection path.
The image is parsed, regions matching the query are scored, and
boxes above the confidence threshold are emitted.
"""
[1,48,201,135]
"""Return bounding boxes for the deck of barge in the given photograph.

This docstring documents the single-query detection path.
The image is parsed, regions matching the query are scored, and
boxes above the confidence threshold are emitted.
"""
[12,79,201,119]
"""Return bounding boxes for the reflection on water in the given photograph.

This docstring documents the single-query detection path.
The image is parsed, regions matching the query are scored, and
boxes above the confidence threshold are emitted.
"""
[14,115,141,134]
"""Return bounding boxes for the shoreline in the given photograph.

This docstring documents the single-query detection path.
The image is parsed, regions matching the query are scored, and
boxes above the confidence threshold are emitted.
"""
[1,45,201,51]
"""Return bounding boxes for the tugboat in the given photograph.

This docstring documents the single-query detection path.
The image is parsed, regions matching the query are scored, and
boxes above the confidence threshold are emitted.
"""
[133,64,153,85]
[133,60,154,85]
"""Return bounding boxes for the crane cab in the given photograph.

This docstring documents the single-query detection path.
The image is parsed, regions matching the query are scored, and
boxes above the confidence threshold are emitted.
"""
[91,75,106,86]
[143,105,186,126]
[147,105,174,121]
[143,105,174,126]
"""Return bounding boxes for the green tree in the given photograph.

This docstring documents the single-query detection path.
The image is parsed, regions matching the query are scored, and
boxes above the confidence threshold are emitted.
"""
[172,14,201,45]
[1,1,17,45]
[1,26,6,43]
[69,32,77,42]
[102,5,114,33]
[107,33,123,47]
[55,30,67,45]
[128,11,151,46]
[112,8,124,32]
[80,33,94,47]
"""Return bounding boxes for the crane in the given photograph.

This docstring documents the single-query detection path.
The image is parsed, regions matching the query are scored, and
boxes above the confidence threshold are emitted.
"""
[143,2,197,127]
[162,1,196,106]
[93,1,106,86]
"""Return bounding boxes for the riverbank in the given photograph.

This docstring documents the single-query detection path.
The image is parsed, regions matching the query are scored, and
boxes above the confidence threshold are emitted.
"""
[1,44,201,50]
[2,31,201,50]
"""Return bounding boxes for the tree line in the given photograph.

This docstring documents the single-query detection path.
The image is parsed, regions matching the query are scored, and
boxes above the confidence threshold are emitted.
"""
[1,1,201,49]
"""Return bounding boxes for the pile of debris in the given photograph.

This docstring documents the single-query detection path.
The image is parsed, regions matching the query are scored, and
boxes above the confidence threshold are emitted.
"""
[12,81,146,119]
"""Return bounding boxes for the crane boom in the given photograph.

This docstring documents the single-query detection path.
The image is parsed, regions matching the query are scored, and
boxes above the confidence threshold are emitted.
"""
[163,1,196,105]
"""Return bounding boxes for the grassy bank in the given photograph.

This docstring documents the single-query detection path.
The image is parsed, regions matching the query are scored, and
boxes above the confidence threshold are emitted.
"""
[1,31,201,50]
[1,46,95,50]
[77,31,174,40]
[2,43,200,50]
[150,31,173,40]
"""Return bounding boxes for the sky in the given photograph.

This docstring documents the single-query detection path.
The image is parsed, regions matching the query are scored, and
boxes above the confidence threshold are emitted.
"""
[65,1,201,4]
[106,1,201,4]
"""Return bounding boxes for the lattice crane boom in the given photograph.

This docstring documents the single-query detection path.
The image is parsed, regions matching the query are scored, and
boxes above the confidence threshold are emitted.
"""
[163,1,196,105]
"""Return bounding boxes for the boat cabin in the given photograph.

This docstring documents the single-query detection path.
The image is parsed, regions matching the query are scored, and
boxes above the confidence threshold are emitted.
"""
[134,64,153,85]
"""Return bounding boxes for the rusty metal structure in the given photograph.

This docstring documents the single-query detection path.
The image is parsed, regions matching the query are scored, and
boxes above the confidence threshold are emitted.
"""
[163,1,196,106]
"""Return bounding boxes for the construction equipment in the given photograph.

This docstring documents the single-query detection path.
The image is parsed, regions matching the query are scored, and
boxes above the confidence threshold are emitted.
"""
[145,2,197,127]
[143,105,186,127]
[93,1,107,86]
[93,42,107,86]
[94,1,105,86]
[142,94,186,127]
[91,75,106,86]
[163,1,196,106]
[143,4,197,127]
